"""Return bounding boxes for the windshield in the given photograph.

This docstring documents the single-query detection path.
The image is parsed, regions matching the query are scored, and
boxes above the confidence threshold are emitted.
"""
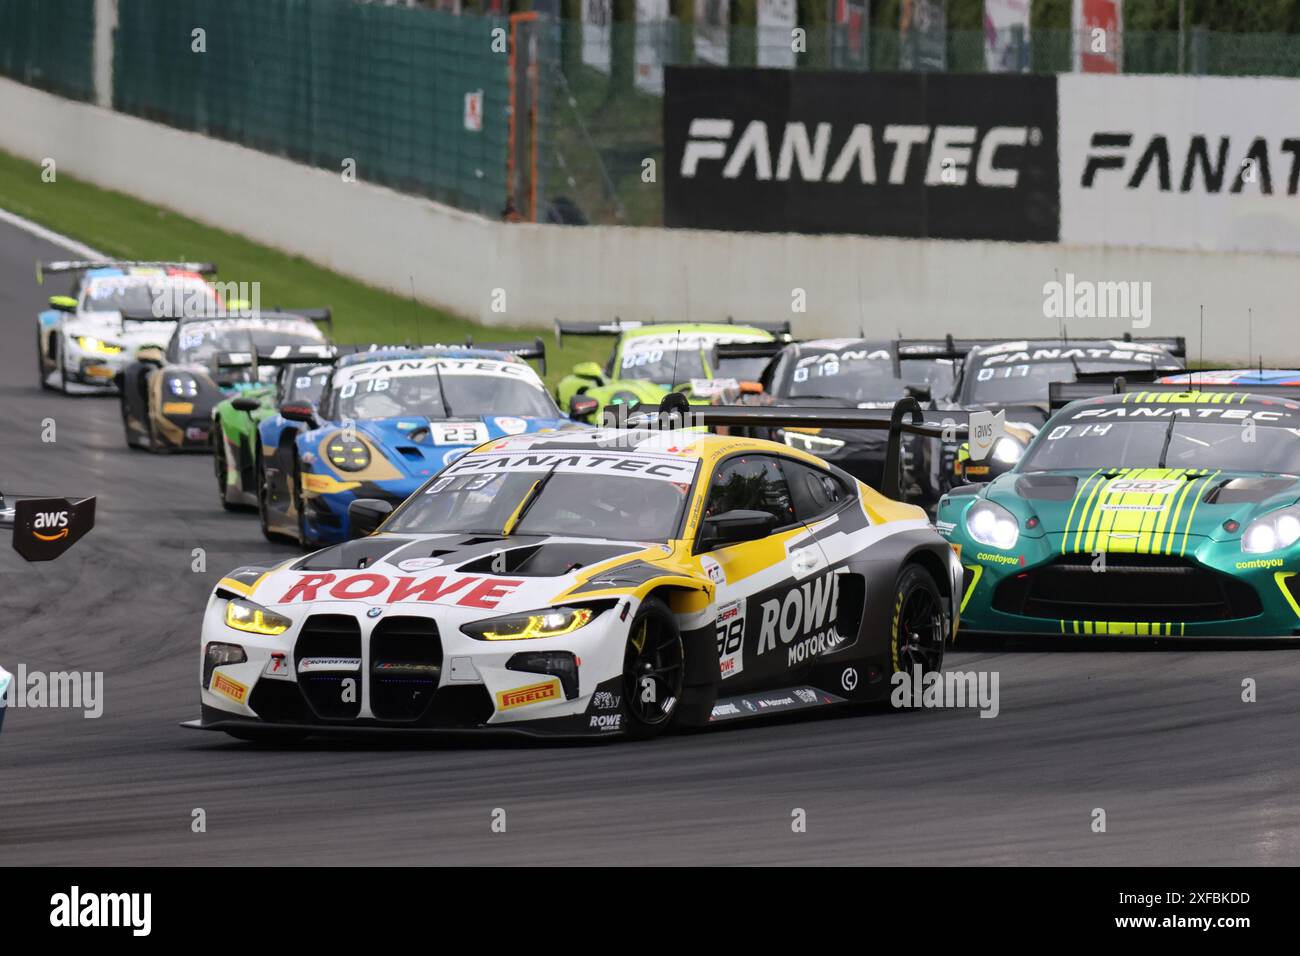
[783,352,908,402]
[177,322,324,365]
[620,345,707,384]
[330,363,556,421]
[83,278,215,315]
[967,361,1171,405]
[284,366,330,404]
[714,355,770,382]
[1023,419,1300,473]
[386,452,698,541]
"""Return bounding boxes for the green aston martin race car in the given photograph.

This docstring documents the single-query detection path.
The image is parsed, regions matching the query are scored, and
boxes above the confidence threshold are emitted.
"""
[937,384,1300,638]
[553,320,789,424]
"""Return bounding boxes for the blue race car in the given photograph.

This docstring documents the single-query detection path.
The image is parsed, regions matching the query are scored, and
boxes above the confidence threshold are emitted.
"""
[255,341,589,548]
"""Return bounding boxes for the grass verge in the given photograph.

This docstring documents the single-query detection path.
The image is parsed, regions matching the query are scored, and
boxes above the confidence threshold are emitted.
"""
[0,148,610,390]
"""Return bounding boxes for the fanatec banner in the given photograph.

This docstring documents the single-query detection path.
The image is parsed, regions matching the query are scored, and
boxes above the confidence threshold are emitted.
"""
[1059,74,1300,254]
[663,67,1060,241]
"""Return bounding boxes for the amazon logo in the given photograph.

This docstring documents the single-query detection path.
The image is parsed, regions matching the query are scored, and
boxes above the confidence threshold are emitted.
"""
[12,496,95,562]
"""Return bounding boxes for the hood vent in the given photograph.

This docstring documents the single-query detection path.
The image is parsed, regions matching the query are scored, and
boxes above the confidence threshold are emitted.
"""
[1204,477,1298,505]
[294,537,411,571]
[1014,474,1078,500]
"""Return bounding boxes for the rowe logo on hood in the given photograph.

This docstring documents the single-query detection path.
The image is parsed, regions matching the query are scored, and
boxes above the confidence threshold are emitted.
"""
[681,119,1038,188]
[278,572,523,608]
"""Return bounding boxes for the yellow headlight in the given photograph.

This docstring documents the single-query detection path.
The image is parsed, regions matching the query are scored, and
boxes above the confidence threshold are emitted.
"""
[224,598,292,636]
[77,336,123,355]
[477,607,594,641]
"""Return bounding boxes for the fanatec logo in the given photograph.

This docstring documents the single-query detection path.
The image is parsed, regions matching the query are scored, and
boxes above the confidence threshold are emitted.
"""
[1081,132,1300,195]
[680,119,1040,187]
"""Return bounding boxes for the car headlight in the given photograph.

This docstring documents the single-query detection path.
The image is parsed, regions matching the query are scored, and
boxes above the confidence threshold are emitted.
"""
[609,391,640,408]
[992,437,1023,464]
[325,432,371,472]
[202,641,247,690]
[462,606,597,641]
[76,335,122,356]
[224,598,293,636]
[784,430,845,454]
[167,374,198,397]
[965,499,1020,550]
[1241,505,1300,553]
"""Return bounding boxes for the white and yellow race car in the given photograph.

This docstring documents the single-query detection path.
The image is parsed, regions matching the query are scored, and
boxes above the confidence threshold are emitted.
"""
[185,396,962,741]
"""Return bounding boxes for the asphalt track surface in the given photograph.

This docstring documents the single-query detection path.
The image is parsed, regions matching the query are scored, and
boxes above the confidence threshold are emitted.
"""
[3,219,1300,866]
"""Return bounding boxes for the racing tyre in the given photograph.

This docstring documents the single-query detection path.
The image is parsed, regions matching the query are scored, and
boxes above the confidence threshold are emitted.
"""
[889,564,947,694]
[213,430,238,511]
[37,329,53,391]
[256,457,280,543]
[621,597,686,740]
[292,455,319,551]
[52,335,68,394]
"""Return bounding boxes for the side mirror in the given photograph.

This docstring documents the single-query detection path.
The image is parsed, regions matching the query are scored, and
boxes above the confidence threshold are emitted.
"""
[904,383,932,402]
[232,397,261,413]
[49,295,77,313]
[568,394,599,421]
[698,509,777,550]
[573,361,605,385]
[348,498,392,538]
[279,402,318,427]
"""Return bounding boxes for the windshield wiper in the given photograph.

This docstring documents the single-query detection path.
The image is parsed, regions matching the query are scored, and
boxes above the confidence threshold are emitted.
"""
[432,360,453,416]
[502,464,558,536]
[1158,410,1179,467]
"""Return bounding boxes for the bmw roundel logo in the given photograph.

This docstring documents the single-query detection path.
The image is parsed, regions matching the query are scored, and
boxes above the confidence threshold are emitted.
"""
[367,607,383,618]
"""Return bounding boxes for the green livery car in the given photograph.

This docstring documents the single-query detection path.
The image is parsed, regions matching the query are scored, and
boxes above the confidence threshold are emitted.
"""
[553,320,790,424]
[211,352,333,511]
[938,385,1300,638]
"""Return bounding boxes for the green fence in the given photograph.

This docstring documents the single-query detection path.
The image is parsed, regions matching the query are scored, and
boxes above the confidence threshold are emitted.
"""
[0,0,95,101]
[112,0,511,216]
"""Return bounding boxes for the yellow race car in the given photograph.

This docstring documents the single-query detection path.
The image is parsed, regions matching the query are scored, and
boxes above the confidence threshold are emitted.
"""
[185,395,961,741]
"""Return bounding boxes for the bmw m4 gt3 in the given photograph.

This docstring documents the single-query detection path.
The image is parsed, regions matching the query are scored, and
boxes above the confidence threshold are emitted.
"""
[187,398,961,741]
[35,259,219,394]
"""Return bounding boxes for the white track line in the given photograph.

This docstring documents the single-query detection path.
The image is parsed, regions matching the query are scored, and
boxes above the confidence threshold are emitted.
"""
[0,205,104,259]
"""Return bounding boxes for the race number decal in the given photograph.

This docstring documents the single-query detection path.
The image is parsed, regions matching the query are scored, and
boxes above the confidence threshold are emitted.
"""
[432,422,489,446]
[716,600,745,680]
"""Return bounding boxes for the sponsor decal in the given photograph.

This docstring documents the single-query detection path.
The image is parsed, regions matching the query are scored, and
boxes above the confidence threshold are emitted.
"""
[494,416,528,435]
[1237,558,1285,570]
[589,713,622,731]
[340,356,536,384]
[755,570,844,667]
[976,551,1020,565]
[711,702,741,718]
[716,599,745,679]
[709,686,842,721]
[263,653,292,679]
[278,572,523,608]
[297,657,362,674]
[1105,479,1182,495]
[592,691,621,710]
[967,409,1005,462]
[162,401,194,415]
[702,556,725,584]
[794,687,818,704]
[185,426,208,442]
[841,667,858,691]
[757,695,796,709]
[397,557,444,572]
[211,672,249,704]
[664,68,1059,240]
[439,450,698,483]
[497,679,562,711]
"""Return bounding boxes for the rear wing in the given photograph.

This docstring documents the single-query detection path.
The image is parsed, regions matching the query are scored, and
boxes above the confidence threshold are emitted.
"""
[1035,334,1186,358]
[119,307,331,324]
[329,338,546,375]
[0,493,96,562]
[554,317,792,347]
[643,393,969,501]
[712,341,788,361]
[1048,373,1300,410]
[214,344,339,371]
[894,335,1004,362]
[36,259,218,283]
[470,337,547,376]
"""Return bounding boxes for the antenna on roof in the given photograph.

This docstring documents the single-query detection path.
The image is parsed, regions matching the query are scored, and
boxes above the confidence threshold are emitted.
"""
[409,275,423,346]
[1196,305,1204,391]
[1054,268,1063,340]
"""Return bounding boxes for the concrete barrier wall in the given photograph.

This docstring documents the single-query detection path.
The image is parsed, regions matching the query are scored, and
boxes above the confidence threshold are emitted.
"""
[2,76,1297,362]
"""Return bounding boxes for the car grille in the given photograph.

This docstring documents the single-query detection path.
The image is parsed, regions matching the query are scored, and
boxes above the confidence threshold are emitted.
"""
[993,552,1262,623]
[369,617,443,722]
[294,614,362,720]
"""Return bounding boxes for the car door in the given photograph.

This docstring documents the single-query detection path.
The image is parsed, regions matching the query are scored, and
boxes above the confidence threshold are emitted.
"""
[696,453,825,693]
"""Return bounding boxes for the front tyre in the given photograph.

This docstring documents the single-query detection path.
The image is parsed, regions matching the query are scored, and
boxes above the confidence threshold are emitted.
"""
[213,429,238,511]
[889,564,947,690]
[621,598,685,740]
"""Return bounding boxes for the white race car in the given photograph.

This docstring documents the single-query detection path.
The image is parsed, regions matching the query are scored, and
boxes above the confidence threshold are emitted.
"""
[186,397,961,742]
[35,259,219,393]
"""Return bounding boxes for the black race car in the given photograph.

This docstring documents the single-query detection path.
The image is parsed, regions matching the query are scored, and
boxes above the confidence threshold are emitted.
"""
[116,309,331,453]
